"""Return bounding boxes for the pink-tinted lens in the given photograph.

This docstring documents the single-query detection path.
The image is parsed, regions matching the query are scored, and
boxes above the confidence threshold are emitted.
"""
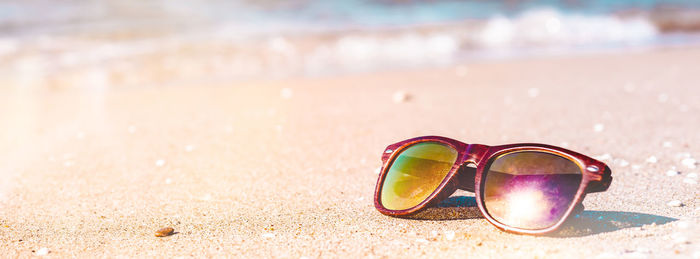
[482,151,582,230]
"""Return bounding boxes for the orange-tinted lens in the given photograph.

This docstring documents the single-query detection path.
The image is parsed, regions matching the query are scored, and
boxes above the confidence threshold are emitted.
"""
[482,151,582,230]
[380,142,458,210]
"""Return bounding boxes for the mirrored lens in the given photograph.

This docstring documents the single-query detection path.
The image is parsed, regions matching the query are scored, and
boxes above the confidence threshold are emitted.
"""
[380,142,458,210]
[483,151,582,230]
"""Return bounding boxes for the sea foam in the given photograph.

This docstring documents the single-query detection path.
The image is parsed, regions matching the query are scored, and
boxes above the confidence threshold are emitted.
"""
[477,8,658,48]
[1,4,699,89]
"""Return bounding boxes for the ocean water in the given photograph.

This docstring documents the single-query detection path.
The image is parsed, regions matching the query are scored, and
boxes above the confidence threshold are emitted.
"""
[2,0,700,88]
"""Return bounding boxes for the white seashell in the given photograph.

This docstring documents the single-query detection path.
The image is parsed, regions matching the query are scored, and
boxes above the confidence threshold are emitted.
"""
[444,230,455,241]
[392,91,410,103]
[593,123,605,132]
[681,158,697,169]
[667,200,683,207]
[35,248,49,256]
[645,156,658,164]
[155,159,166,167]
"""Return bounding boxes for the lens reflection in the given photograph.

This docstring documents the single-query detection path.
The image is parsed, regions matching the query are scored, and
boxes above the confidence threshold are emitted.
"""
[380,142,458,210]
[483,151,582,230]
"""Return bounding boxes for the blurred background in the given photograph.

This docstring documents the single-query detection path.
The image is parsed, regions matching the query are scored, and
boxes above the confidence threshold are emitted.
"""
[2,0,700,91]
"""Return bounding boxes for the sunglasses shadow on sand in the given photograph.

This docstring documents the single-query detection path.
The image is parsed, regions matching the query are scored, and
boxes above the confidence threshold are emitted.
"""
[405,195,676,237]
[403,195,677,237]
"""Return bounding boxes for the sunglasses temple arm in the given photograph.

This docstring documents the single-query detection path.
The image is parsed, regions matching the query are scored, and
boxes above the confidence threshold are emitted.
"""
[584,165,613,193]
[454,165,476,193]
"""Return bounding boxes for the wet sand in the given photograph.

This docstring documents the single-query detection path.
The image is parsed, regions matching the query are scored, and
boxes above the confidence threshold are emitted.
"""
[1,47,699,258]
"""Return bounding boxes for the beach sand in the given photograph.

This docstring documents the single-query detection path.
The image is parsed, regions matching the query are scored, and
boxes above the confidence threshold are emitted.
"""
[1,47,699,258]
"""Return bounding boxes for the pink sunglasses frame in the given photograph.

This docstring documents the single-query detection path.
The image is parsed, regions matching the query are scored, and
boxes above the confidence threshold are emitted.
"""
[374,136,612,235]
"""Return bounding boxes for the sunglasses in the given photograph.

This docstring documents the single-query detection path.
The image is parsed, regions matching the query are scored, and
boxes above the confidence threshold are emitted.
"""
[374,136,612,235]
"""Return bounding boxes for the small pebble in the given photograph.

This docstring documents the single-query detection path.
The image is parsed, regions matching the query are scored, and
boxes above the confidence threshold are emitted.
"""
[155,159,166,167]
[415,238,429,244]
[35,247,49,256]
[76,131,85,139]
[280,88,293,99]
[687,173,698,179]
[127,125,136,134]
[646,156,658,164]
[262,233,275,238]
[392,91,410,103]
[528,88,539,98]
[663,141,673,148]
[63,161,74,167]
[593,123,605,132]
[666,170,680,176]
[165,178,172,184]
[681,158,697,169]
[658,93,669,103]
[155,227,174,237]
[667,200,683,207]
[185,145,194,152]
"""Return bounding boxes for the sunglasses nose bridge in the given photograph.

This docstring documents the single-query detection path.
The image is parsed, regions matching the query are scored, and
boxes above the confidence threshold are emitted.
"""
[464,143,489,164]
[453,144,489,193]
